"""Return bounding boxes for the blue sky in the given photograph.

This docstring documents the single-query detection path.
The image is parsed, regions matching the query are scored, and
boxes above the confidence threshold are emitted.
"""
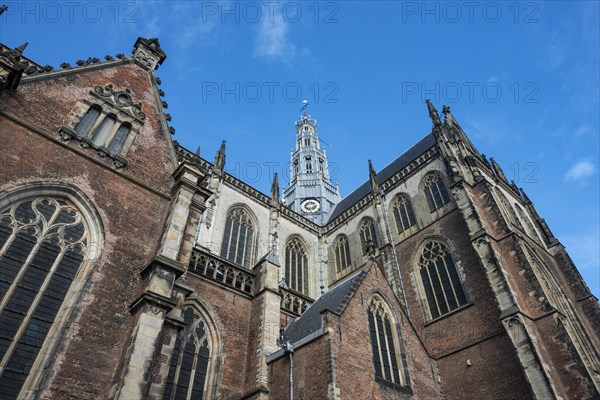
[1,1,598,296]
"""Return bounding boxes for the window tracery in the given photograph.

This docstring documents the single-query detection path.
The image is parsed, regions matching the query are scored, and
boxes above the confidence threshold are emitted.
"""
[334,235,351,273]
[418,241,467,320]
[220,207,255,268]
[422,173,450,212]
[285,237,309,295]
[359,218,378,255]
[163,307,211,400]
[0,197,88,397]
[367,296,408,386]
[391,194,416,234]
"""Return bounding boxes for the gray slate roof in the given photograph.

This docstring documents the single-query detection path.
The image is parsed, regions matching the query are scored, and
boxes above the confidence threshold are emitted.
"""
[284,270,367,343]
[327,133,437,222]
[254,249,281,268]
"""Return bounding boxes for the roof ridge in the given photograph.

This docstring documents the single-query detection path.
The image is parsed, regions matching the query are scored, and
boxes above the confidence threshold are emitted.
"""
[326,133,437,223]
[334,270,367,314]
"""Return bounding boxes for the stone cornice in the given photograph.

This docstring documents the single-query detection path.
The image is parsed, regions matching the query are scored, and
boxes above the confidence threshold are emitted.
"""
[19,57,133,84]
[139,254,186,279]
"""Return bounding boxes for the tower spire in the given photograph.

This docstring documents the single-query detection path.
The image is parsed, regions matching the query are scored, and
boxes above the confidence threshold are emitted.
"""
[284,106,341,224]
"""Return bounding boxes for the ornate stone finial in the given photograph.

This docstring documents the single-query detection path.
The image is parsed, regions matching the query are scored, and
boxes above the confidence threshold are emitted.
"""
[133,37,166,71]
[442,105,451,120]
[426,99,442,126]
[368,159,379,193]
[213,140,226,175]
[490,157,508,182]
[14,42,28,54]
[195,146,200,156]
[270,173,280,207]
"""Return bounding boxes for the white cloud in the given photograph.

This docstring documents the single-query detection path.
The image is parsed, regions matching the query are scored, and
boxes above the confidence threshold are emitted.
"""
[574,125,592,138]
[253,12,296,62]
[565,160,597,183]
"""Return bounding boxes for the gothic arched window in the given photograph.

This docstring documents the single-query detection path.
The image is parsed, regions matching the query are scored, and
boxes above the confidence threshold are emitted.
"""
[0,197,88,397]
[392,194,416,234]
[359,218,378,255]
[163,307,211,400]
[418,241,467,320]
[422,173,451,212]
[285,237,309,295]
[220,207,255,268]
[367,296,408,386]
[334,235,351,273]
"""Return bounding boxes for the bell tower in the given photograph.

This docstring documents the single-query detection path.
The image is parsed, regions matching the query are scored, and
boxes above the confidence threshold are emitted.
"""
[283,102,341,224]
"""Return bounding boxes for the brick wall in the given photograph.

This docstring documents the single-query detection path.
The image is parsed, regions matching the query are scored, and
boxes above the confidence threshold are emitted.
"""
[0,61,175,398]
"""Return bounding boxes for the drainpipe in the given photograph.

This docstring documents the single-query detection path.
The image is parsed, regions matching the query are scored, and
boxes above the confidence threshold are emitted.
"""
[284,341,294,400]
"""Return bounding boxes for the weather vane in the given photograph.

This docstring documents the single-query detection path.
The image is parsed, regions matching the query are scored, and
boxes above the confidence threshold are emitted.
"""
[300,99,309,114]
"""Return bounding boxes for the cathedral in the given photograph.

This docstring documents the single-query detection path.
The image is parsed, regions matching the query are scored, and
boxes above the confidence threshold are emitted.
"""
[1,37,599,400]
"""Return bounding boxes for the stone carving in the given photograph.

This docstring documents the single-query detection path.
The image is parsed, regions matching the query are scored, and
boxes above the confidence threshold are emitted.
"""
[93,84,146,121]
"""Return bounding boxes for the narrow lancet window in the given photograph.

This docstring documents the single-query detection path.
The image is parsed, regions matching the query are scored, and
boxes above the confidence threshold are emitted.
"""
[285,237,309,295]
[367,296,407,386]
[392,194,416,233]
[359,218,378,255]
[220,207,255,268]
[334,235,351,272]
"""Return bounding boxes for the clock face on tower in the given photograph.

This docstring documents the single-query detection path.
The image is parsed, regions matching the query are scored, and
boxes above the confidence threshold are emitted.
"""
[300,199,321,213]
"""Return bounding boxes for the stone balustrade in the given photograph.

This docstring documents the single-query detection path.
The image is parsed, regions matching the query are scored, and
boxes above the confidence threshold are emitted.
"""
[189,248,254,295]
